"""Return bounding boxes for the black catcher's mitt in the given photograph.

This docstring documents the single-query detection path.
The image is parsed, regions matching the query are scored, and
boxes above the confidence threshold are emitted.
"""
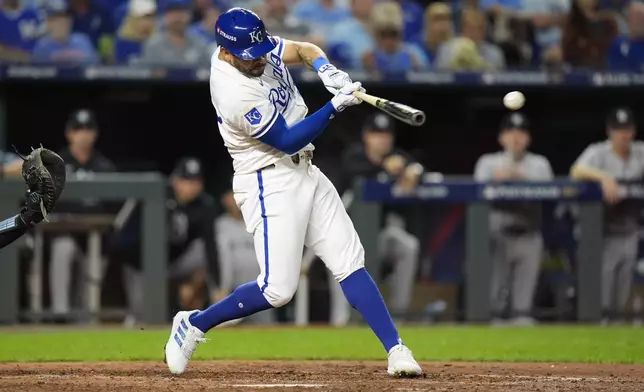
[17,146,66,224]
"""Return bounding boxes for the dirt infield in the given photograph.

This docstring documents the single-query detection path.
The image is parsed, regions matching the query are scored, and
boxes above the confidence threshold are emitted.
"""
[0,361,642,392]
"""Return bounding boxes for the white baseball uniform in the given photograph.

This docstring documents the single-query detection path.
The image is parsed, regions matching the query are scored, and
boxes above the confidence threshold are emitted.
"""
[210,37,365,307]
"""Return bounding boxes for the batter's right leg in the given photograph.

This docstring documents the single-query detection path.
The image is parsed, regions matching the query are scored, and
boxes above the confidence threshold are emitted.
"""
[305,167,421,377]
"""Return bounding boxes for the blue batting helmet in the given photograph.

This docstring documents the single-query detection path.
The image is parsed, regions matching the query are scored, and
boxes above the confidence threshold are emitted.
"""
[214,7,276,61]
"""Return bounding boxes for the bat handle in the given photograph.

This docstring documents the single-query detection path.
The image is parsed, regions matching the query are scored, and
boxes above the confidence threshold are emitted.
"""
[352,91,368,100]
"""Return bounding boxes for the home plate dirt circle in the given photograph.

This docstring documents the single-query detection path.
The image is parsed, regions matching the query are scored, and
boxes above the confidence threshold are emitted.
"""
[0,361,642,391]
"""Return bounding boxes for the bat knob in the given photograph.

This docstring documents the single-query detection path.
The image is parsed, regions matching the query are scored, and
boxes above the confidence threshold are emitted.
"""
[412,112,426,126]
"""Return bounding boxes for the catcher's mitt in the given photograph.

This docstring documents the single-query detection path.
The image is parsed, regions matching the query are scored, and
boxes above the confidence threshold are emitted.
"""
[17,146,66,223]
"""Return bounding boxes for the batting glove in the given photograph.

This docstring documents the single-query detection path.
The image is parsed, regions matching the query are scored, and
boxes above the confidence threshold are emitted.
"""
[317,62,355,95]
[330,82,364,112]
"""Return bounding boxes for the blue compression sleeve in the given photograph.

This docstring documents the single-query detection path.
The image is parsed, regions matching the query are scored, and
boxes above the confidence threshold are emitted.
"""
[258,102,336,155]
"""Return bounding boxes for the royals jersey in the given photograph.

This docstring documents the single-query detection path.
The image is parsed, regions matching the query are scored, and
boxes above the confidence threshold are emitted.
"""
[210,37,311,174]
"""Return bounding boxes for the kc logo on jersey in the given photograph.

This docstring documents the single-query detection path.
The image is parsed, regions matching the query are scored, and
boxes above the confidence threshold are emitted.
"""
[249,30,264,43]
[244,107,263,125]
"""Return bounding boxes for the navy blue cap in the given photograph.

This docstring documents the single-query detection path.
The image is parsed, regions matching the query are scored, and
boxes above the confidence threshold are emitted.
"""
[67,109,98,130]
[173,157,204,179]
[607,107,635,129]
[500,112,530,132]
[363,113,395,133]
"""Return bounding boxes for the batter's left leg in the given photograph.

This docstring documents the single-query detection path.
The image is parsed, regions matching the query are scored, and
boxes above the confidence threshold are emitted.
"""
[305,167,421,377]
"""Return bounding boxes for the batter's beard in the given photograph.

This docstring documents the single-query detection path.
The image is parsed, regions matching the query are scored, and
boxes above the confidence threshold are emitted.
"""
[235,61,266,78]
[233,58,266,78]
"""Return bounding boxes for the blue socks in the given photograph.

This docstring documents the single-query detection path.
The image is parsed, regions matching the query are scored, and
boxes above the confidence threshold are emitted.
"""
[340,268,401,352]
[188,268,401,354]
[189,282,272,333]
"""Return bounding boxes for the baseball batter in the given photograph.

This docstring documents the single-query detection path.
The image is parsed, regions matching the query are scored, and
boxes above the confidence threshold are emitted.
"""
[164,8,422,377]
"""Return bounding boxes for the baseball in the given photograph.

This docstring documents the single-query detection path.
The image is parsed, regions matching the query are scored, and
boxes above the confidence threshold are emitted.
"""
[503,91,525,111]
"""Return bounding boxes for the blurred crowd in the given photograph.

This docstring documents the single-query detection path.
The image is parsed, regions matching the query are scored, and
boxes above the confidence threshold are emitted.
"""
[1,0,644,71]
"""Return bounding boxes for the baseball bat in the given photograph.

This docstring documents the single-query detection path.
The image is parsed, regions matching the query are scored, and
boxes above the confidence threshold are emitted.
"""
[352,91,426,127]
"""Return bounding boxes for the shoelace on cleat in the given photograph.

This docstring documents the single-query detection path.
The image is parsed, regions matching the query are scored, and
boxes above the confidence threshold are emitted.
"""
[181,328,207,357]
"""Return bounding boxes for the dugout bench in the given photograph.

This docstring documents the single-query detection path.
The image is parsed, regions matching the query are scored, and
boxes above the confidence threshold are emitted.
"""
[0,173,168,325]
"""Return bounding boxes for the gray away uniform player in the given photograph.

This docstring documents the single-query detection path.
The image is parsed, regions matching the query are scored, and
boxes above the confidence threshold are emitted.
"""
[474,113,553,325]
[571,108,643,322]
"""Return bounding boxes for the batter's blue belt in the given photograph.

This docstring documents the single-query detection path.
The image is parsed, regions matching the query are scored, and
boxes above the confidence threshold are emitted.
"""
[261,151,313,170]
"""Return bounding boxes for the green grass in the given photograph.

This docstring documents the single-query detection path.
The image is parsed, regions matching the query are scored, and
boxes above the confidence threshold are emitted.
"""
[0,326,643,363]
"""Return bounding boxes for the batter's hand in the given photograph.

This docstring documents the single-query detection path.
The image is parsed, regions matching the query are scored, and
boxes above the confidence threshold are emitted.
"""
[330,82,364,112]
[317,63,356,95]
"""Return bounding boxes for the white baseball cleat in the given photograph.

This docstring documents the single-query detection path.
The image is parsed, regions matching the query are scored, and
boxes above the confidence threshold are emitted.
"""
[164,310,206,374]
[387,344,423,377]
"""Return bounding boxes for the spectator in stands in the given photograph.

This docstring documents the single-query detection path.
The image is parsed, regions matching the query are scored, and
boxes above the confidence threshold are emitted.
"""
[362,1,428,74]
[50,109,117,323]
[394,0,424,43]
[115,0,156,64]
[291,0,350,37]
[32,0,99,64]
[435,8,505,70]
[254,0,317,44]
[480,0,523,16]
[123,158,219,325]
[188,0,228,44]
[140,0,211,66]
[563,0,618,69]
[480,0,529,66]
[608,2,644,71]
[521,0,570,67]
[111,1,131,32]
[215,187,275,325]
[68,0,114,60]
[600,0,629,34]
[412,2,454,65]
[326,0,374,69]
[193,0,230,23]
[474,112,554,326]
[570,108,642,324]
[338,113,423,321]
[0,0,46,63]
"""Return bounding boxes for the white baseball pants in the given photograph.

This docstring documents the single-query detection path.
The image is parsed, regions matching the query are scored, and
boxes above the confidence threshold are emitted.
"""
[233,154,365,308]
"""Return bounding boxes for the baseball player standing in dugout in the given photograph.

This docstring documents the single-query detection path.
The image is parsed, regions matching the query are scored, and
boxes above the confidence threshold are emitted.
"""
[570,108,643,323]
[474,113,554,325]
[164,7,422,377]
